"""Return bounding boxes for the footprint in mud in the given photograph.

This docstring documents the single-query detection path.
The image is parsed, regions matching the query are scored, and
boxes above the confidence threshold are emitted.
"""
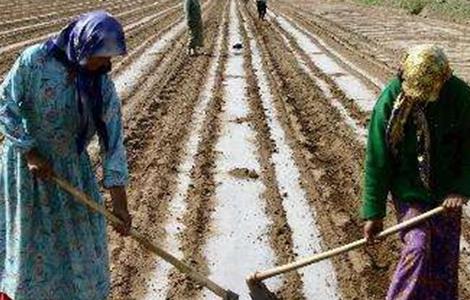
[228,168,259,180]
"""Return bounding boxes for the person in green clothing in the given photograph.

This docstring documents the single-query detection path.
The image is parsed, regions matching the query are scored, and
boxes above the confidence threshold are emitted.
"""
[257,0,267,20]
[184,0,204,56]
[361,44,470,299]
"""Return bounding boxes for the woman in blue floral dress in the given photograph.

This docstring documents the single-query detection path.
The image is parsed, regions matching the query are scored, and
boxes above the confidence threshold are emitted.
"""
[0,11,131,300]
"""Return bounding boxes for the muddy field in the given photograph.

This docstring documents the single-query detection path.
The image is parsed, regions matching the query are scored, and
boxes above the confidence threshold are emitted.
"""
[3,0,470,299]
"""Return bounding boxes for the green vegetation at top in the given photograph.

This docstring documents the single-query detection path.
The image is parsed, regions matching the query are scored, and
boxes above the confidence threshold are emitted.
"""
[353,0,470,22]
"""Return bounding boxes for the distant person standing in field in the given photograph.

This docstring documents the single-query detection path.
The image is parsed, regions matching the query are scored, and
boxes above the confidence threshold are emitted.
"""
[361,44,470,299]
[0,11,131,300]
[257,0,267,20]
[184,0,204,56]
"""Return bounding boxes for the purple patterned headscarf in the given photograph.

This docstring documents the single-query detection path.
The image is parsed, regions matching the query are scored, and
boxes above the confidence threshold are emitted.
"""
[45,10,127,153]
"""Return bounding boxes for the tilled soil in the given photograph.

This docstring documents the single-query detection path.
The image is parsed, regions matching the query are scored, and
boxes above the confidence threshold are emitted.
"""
[3,0,470,299]
[238,9,306,299]
[0,0,181,79]
[106,0,227,298]
[276,0,470,83]
[242,6,385,298]
[265,1,470,298]
[0,0,162,46]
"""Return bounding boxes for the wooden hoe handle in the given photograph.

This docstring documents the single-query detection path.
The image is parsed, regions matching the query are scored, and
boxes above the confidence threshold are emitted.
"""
[250,206,445,281]
[52,176,237,300]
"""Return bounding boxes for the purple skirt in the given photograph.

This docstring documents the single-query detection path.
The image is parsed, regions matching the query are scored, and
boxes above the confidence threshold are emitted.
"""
[387,200,461,300]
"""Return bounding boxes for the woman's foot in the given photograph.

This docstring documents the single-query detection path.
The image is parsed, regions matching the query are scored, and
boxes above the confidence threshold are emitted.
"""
[189,47,204,56]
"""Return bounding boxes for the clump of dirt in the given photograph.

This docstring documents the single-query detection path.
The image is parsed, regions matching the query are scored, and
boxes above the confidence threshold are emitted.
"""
[233,116,252,124]
[228,167,260,180]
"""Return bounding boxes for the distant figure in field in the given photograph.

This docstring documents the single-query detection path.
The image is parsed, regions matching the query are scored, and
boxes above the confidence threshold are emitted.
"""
[257,0,267,20]
[184,0,204,56]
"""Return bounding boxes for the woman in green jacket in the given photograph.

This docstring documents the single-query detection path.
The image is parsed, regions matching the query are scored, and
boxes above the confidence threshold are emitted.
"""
[362,45,470,299]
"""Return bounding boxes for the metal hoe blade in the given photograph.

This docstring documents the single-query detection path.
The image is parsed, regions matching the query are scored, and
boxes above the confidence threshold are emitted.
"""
[224,290,241,300]
[246,276,279,300]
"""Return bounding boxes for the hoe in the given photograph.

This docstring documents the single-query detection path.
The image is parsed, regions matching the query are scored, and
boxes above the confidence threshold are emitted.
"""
[246,206,445,300]
[52,175,239,300]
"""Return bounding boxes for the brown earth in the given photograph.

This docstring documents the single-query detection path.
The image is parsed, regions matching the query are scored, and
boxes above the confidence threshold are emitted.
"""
[3,0,470,299]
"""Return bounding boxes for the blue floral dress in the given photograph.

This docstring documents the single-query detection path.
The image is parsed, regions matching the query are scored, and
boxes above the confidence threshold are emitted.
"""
[0,43,128,300]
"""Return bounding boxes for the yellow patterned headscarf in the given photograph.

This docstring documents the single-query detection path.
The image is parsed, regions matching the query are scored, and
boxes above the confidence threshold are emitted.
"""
[386,44,452,190]
[401,44,452,101]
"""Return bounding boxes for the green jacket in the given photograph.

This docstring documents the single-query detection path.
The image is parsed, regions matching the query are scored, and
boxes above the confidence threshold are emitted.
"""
[361,75,470,220]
